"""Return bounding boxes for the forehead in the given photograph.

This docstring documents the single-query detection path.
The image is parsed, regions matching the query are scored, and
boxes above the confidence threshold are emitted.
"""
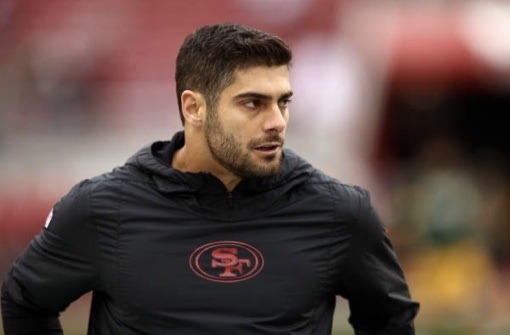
[222,65,291,98]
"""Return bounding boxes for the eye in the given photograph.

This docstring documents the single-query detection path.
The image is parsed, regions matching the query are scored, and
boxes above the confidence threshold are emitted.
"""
[243,100,262,109]
[278,99,292,108]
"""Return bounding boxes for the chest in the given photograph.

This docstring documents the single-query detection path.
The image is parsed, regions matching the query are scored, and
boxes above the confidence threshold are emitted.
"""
[111,202,347,330]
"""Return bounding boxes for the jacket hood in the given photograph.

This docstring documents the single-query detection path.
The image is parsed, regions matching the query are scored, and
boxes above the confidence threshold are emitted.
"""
[125,131,315,221]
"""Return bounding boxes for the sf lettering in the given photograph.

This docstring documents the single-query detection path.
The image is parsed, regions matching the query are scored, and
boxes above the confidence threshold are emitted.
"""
[211,247,251,277]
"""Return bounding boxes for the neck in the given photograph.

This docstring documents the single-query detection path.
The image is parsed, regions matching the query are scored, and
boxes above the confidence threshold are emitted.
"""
[171,133,242,192]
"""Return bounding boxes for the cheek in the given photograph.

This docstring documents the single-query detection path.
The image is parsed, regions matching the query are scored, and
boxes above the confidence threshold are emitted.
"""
[224,113,256,140]
[222,119,252,149]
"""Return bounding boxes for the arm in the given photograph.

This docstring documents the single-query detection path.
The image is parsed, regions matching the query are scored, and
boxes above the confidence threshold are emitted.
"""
[337,189,419,335]
[2,181,100,335]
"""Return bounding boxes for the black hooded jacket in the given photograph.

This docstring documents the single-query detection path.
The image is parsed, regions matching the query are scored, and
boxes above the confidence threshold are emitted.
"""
[2,132,419,334]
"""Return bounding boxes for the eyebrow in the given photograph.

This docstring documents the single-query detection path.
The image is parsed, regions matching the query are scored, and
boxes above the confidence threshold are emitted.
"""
[234,91,293,101]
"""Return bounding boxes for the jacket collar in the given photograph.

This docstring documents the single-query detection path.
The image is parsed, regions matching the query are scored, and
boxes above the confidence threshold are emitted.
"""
[126,131,313,220]
[128,131,306,193]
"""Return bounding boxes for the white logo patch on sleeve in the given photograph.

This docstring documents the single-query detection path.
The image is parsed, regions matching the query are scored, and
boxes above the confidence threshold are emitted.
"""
[45,209,54,228]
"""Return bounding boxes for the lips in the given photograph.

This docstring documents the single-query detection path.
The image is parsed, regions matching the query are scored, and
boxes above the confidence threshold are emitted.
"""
[253,142,282,155]
[254,143,280,151]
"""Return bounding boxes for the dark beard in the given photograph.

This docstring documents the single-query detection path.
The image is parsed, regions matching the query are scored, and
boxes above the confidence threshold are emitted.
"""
[205,109,283,179]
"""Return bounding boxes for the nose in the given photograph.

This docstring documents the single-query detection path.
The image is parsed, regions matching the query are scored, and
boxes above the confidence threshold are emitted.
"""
[263,103,287,133]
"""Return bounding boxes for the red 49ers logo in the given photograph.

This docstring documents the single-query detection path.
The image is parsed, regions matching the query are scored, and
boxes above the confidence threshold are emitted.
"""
[189,241,264,283]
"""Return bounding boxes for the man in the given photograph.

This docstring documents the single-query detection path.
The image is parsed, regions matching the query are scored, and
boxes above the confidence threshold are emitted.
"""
[2,23,419,334]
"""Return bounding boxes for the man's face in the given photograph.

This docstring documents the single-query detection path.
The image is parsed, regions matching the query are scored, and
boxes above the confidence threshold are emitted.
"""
[204,65,292,179]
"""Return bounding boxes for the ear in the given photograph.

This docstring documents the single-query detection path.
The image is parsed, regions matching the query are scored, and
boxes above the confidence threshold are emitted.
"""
[181,90,206,127]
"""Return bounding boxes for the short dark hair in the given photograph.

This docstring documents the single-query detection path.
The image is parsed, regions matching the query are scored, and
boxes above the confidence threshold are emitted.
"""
[175,23,292,124]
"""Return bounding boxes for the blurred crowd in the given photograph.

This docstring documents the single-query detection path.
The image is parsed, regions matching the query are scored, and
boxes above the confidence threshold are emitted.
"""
[390,133,510,329]
[1,1,510,334]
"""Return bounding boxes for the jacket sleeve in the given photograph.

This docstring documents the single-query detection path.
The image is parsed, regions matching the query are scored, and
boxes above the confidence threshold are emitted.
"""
[337,188,419,335]
[1,180,100,335]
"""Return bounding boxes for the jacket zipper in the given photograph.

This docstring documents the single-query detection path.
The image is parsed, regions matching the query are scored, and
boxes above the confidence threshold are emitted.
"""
[227,192,234,210]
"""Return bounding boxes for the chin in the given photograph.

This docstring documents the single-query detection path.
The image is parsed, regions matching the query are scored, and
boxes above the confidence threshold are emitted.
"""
[250,159,282,178]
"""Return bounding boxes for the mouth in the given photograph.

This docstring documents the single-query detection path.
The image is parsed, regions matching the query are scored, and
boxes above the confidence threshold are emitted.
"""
[253,143,282,155]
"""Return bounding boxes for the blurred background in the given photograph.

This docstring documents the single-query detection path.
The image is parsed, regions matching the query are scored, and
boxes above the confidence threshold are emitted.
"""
[1,0,509,334]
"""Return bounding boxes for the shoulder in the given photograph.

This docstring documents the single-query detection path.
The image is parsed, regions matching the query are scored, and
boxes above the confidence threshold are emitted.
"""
[299,168,370,223]
[85,162,154,199]
[54,163,153,220]
[44,180,95,247]
[282,149,371,221]
[304,171,387,246]
[53,179,94,220]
